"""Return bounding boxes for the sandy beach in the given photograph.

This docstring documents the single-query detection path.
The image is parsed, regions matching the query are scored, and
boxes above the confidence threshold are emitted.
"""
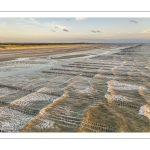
[0,43,114,62]
[0,43,149,132]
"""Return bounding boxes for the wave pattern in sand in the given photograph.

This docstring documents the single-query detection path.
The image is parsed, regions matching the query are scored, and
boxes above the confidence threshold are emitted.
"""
[0,44,150,132]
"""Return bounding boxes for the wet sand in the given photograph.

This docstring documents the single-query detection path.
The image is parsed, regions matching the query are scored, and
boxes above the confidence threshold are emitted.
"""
[52,54,87,59]
[0,44,113,62]
[0,43,149,132]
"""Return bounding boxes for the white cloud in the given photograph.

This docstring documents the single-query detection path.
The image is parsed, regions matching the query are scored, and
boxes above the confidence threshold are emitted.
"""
[0,22,6,28]
[39,22,68,30]
[28,18,41,25]
[51,23,68,29]
[25,19,69,30]
[75,17,87,21]
[142,30,150,33]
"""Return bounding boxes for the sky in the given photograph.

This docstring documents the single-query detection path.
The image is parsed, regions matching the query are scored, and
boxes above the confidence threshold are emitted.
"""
[0,18,150,43]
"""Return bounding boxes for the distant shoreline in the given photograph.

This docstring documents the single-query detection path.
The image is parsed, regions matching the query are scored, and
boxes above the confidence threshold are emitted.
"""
[0,43,131,50]
[0,43,116,62]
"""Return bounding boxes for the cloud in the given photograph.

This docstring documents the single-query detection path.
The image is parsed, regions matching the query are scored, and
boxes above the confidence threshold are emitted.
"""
[51,30,55,32]
[75,17,87,21]
[0,22,6,28]
[63,29,69,32]
[142,30,150,33]
[28,18,41,25]
[130,20,138,23]
[90,30,101,33]
[51,23,68,29]
[0,18,69,32]
[15,22,23,25]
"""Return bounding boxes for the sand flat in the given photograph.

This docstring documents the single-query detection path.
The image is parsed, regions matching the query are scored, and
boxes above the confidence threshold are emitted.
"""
[0,44,114,62]
[0,43,149,132]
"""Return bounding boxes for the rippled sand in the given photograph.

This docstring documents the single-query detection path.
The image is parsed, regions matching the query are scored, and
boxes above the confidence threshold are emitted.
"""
[0,44,150,132]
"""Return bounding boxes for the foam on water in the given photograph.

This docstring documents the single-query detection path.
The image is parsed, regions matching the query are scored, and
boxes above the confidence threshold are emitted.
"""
[138,106,145,116]
[0,107,33,132]
[107,80,140,91]
[10,92,57,107]
[106,94,132,102]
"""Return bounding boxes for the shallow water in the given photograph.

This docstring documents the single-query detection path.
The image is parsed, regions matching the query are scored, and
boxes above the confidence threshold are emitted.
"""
[0,44,150,132]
